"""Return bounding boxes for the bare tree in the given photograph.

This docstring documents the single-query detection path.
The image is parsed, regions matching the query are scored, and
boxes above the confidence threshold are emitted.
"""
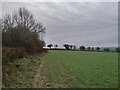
[0,19,3,30]
[2,7,45,34]
[73,45,76,50]
[48,44,53,49]
[63,44,70,50]
[87,47,91,51]
[2,7,46,53]
[70,45,73,50]
[80,46,85,51]
[116,47,120,52]
[91,47,94,51]
[96,47,100,52]
[54,44,58,49]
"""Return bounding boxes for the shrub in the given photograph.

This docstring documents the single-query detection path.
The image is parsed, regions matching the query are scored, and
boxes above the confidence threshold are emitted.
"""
[42,48,48,52]
[2,47,26,65]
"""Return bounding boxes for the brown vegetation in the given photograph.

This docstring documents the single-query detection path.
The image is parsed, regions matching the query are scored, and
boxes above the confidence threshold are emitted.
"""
[1,7,47,87]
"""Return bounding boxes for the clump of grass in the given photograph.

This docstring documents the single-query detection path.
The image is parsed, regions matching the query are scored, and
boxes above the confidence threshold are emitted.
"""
[2,56,41,88]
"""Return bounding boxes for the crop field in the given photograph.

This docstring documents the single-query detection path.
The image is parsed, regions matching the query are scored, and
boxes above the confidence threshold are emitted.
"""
[40,50,118,88]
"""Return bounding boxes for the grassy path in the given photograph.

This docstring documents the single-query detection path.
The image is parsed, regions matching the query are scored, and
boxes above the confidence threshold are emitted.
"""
[32,53,49,88]
[33,62,47,88]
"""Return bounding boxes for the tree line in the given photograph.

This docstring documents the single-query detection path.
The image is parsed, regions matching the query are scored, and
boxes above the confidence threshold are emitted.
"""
[47,44,120,52]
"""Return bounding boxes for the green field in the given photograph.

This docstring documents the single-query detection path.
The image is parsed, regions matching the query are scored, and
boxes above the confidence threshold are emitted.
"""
[40,50,118,88]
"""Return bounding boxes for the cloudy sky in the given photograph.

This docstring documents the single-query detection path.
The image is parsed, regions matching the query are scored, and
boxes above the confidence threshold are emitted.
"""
[1,1,118,47]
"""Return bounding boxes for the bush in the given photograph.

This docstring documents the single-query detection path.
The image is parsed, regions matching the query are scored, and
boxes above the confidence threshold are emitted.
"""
[2,7,46,55]
[2,47,26,65]
[42,48,48,53]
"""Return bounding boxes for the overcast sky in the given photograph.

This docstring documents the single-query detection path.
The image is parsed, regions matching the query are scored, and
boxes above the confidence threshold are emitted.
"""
[1,2,118,47]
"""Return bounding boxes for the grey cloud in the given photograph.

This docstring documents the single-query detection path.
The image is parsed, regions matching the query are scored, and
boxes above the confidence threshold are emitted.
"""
[0,3,2,18]
[2,2,118,47]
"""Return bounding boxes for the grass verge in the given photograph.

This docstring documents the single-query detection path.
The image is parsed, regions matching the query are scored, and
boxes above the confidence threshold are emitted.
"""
[2,54,42,88]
